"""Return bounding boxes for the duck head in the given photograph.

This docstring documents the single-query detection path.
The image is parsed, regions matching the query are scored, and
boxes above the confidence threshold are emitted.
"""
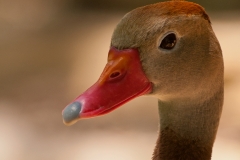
[62,1,223,125]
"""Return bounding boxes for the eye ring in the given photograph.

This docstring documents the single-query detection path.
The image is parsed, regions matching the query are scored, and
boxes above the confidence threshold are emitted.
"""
[159,33,177,50]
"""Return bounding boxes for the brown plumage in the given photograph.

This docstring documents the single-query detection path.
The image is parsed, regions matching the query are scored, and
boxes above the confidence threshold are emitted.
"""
[113,2,223,158]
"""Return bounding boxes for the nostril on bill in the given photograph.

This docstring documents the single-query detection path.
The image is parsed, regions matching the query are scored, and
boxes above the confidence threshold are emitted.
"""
[62,101,82,125]
[110,71,121,79]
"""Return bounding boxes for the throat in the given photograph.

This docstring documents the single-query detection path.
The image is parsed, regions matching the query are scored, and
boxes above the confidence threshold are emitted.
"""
[152,90,223,160]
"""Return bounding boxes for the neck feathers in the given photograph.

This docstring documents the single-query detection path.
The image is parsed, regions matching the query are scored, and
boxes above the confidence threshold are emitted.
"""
[152,87,223,160]
[152,127,212,160]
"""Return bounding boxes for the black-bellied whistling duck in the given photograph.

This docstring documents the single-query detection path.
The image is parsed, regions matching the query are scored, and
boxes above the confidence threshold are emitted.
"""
[62,1,224,160]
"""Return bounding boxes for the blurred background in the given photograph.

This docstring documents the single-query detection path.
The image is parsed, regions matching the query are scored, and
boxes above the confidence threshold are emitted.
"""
[0,0,239,159]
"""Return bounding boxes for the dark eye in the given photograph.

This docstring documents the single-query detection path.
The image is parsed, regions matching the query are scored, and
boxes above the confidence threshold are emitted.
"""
[159,33,177,50]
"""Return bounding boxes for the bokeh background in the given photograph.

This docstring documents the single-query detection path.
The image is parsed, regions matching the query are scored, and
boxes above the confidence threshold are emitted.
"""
[0,0,240,159]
